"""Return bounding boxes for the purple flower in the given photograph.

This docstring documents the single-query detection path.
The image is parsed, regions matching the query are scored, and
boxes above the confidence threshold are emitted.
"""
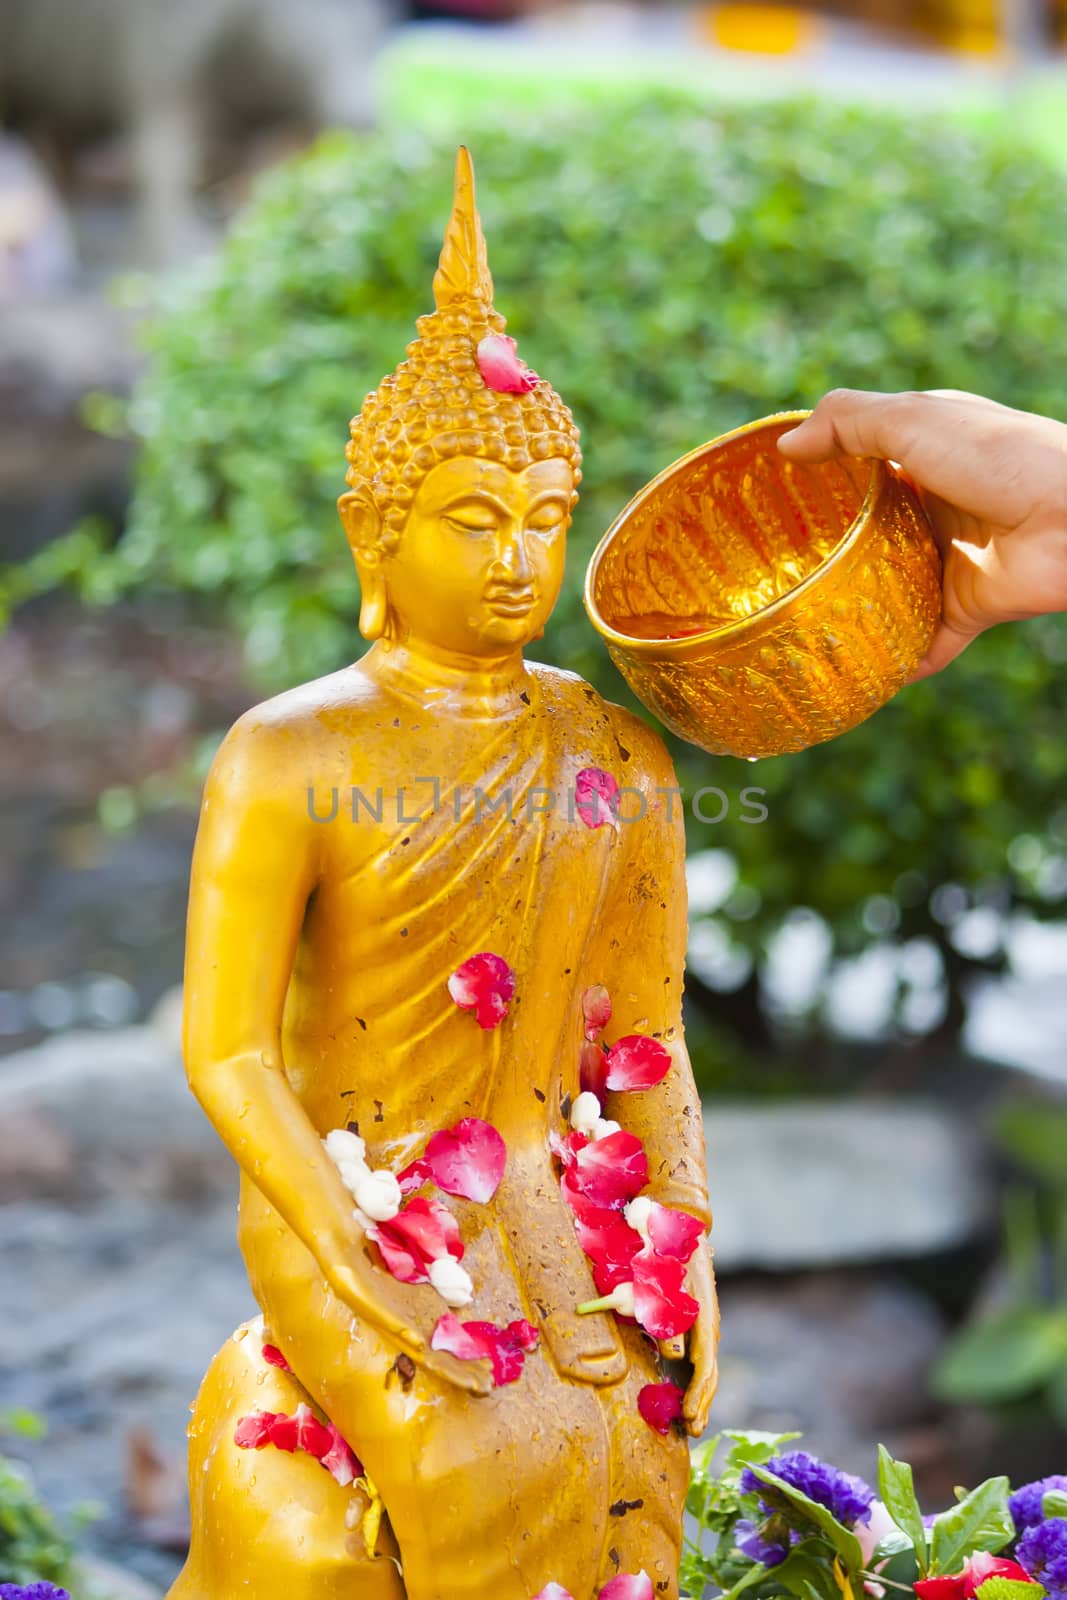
[733,1516,793,1567]
[1010,1476,1067,1534]
[0,1586,72,1600]
[740,1450,875,1530]
[1018,1518,1067,1600]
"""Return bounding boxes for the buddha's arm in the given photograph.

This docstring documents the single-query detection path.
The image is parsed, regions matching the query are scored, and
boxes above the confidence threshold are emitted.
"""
[599,725,710,1228]
[183,715,425,1359]
[600,713,719,1430]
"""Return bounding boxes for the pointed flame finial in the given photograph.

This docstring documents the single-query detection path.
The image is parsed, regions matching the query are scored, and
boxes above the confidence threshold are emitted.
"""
[432,146,494,310]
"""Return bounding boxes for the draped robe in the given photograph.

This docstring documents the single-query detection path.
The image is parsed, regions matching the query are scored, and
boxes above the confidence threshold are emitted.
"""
[181,659,711,1600]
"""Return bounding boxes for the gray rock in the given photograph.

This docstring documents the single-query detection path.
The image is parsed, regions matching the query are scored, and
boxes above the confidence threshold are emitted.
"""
[704,1099,989,1271]
[710,1271,948,1478]
[0,1026,232,1203]
[79,1555,164,1599]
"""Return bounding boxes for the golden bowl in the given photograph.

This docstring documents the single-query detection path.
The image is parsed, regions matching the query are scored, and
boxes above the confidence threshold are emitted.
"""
[583,411,942,760]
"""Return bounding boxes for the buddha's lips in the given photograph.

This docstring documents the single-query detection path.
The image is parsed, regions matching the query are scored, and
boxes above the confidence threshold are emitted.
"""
[485,588,537,614]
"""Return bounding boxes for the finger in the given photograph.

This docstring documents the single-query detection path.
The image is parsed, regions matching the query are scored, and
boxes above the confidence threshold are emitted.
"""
[907,620,978,680]
[426,1348,494,1397]
[683,1369,718,1436]
[778,389,920,465]
[658,1334,686,1360]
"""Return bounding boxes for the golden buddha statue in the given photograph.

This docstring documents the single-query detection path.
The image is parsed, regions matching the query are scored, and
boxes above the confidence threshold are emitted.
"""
[168,148,718,1600]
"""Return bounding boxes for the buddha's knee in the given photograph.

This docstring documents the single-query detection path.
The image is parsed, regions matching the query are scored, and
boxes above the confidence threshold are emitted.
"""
[168,1318,404,1600]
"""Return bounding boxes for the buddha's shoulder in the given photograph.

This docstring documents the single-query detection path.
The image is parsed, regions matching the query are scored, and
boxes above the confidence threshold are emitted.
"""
[209,666,378,772]
[527,661,677,784]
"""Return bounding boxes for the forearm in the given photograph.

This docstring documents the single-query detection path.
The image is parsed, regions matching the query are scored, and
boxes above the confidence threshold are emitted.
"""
[188,1047,359,1268]
[604,1038,711,1228]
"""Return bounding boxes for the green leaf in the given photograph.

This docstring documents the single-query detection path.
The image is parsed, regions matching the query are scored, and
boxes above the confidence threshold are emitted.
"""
[1042,1490,1067,1519]
[761,1543,844,1600]
[931,1478,1013,1573]
[933,1311,1067,1405]
[724,1430,803,1471]
[878,1444,929,1576]
[747,1464,864,1572]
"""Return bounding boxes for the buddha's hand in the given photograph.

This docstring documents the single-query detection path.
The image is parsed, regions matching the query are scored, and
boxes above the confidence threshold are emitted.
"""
[659,1243,719,1437]
[325,1260,494,1397]
[779,389,1067,677]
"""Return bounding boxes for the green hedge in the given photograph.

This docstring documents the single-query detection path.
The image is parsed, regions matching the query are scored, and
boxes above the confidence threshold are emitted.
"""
[14,93,1067,1037]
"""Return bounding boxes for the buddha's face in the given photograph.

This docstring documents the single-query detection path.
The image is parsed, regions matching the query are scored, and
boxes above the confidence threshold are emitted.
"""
[348,456,574,657]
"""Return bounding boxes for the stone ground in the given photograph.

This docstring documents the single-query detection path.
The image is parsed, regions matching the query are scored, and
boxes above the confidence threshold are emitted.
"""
[0,1014,992,1591]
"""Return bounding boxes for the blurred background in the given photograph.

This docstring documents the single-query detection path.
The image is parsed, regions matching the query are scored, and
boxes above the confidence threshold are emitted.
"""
[2,0,1067,1593]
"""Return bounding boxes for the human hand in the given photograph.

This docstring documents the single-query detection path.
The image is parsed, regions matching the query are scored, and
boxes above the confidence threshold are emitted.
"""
[325,1259,493,1398]
[778,389,1067,676]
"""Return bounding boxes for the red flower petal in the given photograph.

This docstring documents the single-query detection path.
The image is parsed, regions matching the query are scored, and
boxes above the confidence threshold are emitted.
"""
[645,1202,705,1263]
[396,1156,432,1196]
[915,1581,966,1600]
[424,1117,507,1203]
[234,1410,276,1449]
[431,1314,539,1387]
[963,1557,1035,1597]
[294,1402,333,1461]
[476,333,539,394]
[582,985,613,1041]
[637,1381,685,1434]
[261,1343,290,1370]
[572,1130,648,1207]
[631,1248,699,1340]
[267,1412,300,1453]
[448,952,517,1030]
[603,1035,672,1093]
[532,1587,576,1600]
[575,768,619,830]
[580,1040,609,1098]
[574,1207,643,1288]
[599,1574,654,1600]
[550,1128,590,1169]
[321,1422,362,1487]
[367,1195,463,1283]
[506,1318,541,1352]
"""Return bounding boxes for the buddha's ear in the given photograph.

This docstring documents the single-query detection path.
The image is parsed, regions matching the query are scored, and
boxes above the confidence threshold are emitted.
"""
[337,486,382,565]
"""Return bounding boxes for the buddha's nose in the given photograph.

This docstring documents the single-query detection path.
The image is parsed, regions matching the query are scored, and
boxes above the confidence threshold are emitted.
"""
[495,530,534,585]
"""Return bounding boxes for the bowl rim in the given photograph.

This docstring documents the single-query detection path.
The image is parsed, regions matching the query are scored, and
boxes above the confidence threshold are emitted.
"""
[582,408,883,655]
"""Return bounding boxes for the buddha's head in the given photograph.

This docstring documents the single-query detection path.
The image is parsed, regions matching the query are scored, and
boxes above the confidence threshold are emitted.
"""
[339,148,582,658]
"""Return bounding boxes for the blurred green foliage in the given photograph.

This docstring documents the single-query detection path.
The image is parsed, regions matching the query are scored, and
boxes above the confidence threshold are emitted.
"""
[8,93,1067,1044]
[0,1434,75,1587]
[934,1099,1067,1421]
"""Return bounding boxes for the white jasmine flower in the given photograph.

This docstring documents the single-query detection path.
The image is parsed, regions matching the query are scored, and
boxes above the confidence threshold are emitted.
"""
[570,1091,602,1136]
[428,1255,474,1307]
[624,1195,654,1243]
[591,1118,621,1141]
[354,1169,403,1223]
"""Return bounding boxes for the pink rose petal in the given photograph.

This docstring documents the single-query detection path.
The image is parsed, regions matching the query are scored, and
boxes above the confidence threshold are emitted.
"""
[574,1207,643,1289]
[234,1410,276,1449]
[321,1422,362,1486]
[448,951,517,1030]
[367,1195,463,1284]
[261,1342,290,1370]
[579,1040,609,1098]
[424,1117,507,1203]
[599,1573,654,1600]
[294,1402,333,1461]
[575,768,619,830]
[582,984,613,1041]
[637,1381,686,1435]
[603,1035,672,1093]
[533,1587,576,1600]
[572,1129,648,1207]
[631,1247,700,1340]
[396,1156,432,1195]
[645,1202,705,1264]
[476,333,539,394]
[266,1412,299,1452]
[431,1313,540,1387]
